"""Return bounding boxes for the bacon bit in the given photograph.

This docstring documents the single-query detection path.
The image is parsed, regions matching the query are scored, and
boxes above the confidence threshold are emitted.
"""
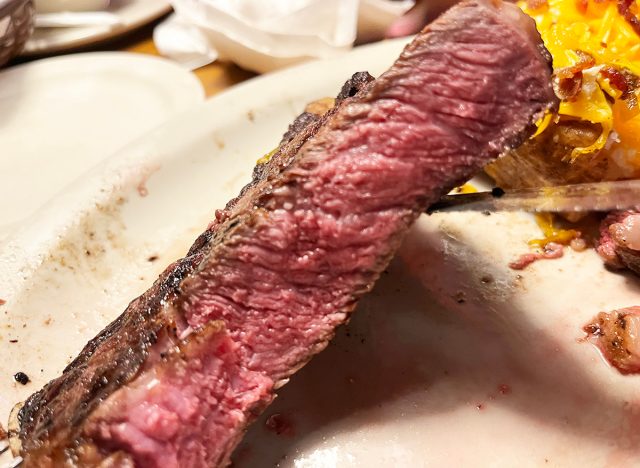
[0,298,5,306]
[509,242,564,270]
[553,51,596,101]
[618,0,640,38]
[601,67,629,95]
[265,413,294,436]
[498,384,512,395]
[555,51,596,80]
[0,422,6,440]
[576,0,588,13]
[553,74,583,101]
[600,66,640,107]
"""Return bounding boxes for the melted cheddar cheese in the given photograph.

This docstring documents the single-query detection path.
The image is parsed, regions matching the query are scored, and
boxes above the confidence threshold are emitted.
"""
[520,0,640,168]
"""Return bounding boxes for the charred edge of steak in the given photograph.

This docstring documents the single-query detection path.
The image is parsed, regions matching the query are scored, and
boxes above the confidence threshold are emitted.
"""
[15,255,195,457]
[616,246,640,275]
[15,72,375,457]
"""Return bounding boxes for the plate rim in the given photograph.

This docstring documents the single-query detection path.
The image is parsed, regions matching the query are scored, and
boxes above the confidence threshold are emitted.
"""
[0,50,205,238]
[20,1,172,56]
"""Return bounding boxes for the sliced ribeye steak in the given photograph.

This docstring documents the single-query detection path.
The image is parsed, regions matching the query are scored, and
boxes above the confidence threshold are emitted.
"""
[14,1,557,466]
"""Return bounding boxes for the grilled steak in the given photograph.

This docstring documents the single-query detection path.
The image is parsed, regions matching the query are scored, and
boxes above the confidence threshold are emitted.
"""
[597,210,640,274]
[14,2,557,466]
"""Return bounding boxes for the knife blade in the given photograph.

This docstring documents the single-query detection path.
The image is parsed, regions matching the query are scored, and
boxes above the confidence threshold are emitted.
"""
[428,179,640,213]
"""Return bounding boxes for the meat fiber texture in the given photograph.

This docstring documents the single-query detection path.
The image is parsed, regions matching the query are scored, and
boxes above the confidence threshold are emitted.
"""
[14,1,557,466]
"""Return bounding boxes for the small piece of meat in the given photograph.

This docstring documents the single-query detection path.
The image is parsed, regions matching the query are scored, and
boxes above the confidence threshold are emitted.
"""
[597,210,640,274]
[584,306,640,374]
[14,2,557,467]
[508,242,564,270]
[552,51,596,101]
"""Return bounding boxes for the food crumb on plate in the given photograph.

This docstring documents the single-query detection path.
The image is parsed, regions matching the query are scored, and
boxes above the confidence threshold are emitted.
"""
[509,242,564,270]
[265,413,294,436]
[583,306,640,374]
[14,372,30,385]
[137,181,149,197]
[480,275,494,284]
[570,237,587,252]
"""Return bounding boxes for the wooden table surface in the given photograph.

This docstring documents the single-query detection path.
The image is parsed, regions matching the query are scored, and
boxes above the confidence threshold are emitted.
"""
[123,35,257,97]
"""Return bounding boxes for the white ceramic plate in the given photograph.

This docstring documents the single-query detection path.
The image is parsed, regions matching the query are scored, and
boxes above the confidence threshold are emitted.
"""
[22,0,171,55]
[0,51,203,239]
[1,38,640,467]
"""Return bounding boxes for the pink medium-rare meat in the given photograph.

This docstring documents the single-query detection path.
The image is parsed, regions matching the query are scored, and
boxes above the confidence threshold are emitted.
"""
[597,210,640,274]
[14,2,557,466]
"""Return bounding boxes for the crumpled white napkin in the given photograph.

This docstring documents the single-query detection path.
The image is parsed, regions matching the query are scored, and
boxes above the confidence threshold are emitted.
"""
[154,0,414,73]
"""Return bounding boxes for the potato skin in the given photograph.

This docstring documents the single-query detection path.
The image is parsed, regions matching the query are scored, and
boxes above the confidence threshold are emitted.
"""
[485,120,607,188]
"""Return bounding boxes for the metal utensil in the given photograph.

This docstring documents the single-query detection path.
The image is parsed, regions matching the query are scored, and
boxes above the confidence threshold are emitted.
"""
[429,179,640,214]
